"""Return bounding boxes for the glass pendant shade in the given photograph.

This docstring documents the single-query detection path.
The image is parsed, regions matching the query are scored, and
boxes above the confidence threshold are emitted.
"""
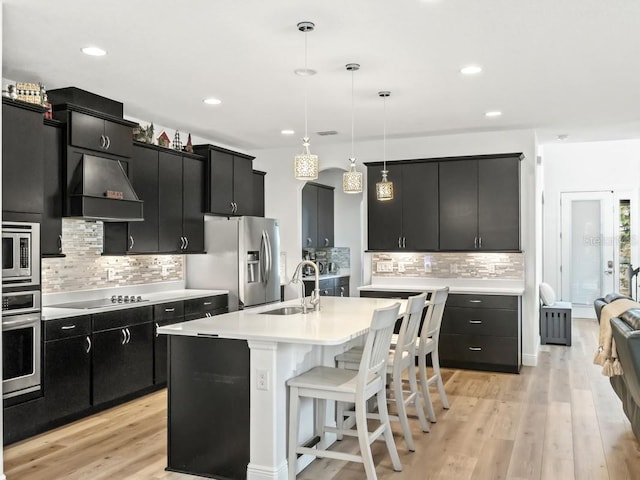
[294,137,318,180]
[343,158,363,193]
[376,170,394,201]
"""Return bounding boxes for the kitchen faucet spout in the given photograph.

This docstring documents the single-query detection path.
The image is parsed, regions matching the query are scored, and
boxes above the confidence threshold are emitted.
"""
[291,260,321,312]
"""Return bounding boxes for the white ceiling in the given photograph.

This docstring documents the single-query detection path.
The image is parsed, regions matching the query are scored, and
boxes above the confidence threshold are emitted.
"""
[3,0,640,151]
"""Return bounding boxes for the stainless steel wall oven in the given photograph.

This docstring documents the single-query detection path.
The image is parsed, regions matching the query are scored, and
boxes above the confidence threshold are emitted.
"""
[2,290,42,399]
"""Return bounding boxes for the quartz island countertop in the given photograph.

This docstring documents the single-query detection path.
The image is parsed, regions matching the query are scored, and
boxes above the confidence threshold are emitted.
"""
[158,296,406,346]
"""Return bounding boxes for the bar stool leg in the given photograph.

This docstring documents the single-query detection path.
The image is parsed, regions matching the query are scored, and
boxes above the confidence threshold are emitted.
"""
[288,386,300,480]
[408,361,430,432]
[377,388,403,472]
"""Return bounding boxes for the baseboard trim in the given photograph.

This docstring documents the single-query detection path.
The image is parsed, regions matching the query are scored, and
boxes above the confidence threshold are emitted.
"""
[247,460,288,480]
[523,353,538,367]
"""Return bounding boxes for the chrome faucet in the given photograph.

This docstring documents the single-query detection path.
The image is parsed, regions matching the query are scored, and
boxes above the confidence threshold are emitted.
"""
[291,260,321,313]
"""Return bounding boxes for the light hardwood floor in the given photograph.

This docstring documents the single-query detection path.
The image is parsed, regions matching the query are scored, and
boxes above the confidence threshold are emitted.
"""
[4,317,640,479]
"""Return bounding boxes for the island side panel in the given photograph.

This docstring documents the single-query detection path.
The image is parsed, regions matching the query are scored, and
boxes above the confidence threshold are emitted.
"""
[167,336,250,479]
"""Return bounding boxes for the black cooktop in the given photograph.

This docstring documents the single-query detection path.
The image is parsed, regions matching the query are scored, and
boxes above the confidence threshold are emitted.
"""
[53,296,148,309]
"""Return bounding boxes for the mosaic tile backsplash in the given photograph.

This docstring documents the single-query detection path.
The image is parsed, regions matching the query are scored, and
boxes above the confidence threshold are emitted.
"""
[41,219,183,293]
[371,252,524,279]
[302,247,350,268]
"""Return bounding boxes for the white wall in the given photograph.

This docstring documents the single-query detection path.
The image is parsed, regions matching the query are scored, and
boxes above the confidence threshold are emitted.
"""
[542,140,640,303]
[316,168,364,295]
[251,129,540,366]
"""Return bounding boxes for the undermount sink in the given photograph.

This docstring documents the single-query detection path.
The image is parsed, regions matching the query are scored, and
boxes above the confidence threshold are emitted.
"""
[259,306,307,315]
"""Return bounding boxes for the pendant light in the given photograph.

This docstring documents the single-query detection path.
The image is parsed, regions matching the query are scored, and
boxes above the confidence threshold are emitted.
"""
[343,63,363,194]
[376,91,394,201]
[294,21,318,181]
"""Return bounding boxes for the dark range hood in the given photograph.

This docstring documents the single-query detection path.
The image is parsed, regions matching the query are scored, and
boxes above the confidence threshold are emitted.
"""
[66,154,143,222]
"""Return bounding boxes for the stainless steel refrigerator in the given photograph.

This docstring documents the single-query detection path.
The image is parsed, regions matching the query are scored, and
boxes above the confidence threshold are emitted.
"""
[186,216,281,311]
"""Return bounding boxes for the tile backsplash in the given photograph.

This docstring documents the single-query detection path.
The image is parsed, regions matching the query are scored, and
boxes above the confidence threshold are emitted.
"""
[41,219,183,293]
[371,252,523,279]
[303,247,350,268]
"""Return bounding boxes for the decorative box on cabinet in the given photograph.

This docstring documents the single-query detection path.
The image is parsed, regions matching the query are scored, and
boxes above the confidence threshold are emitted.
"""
[302,182,334,248]
[193,144,255,216]
[365,161,439,251]
[2,98,47,218]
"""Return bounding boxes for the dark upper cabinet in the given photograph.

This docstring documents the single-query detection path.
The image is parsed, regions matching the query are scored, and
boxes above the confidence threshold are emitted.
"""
[68,110,132,158]
[193,144,255,216]
[182,155,205,252]
[440,155,520,251]
[158,151,184,252]
[42,119,64,256]
[103,144,204,254]
[302,183,334,248]
[2,98,47,216]
[128,144,160,252]
[367,162,439,251]
[439,159,478,250]
[251,170,266,217]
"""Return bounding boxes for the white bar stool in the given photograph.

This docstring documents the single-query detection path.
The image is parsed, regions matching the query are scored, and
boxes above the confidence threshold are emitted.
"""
[335,293,430,451]
[287,302,403,480]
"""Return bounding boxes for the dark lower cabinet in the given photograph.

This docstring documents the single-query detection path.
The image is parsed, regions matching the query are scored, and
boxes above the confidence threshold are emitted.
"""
[92,307,154,405]
[303,276,350,297]
[43,315,92,422]
[168,336,249,479]
[153,301,185,386]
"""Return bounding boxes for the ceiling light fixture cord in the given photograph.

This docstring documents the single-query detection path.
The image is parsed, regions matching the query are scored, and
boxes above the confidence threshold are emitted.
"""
[351,68,355,159]
[304,30,309,139]
[383,94,387,171]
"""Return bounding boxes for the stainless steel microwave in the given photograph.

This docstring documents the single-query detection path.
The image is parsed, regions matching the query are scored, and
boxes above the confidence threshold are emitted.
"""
[2,222,40,286]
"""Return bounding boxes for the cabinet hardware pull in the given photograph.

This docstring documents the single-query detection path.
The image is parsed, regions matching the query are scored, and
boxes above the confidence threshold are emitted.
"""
[474,236,478,248]
[403,237,406,248]
[469,347,482,351]
[126,327,131,344]
[184,236,189,249]
[307,237,312,246]
[61,325,76,330]
[121,329,127,345]
[129,235,134,250]
[105,135,111,149]
[398,237,402,248]
[469,320,482,324]
[58,234,63,253]
[155,322,160,338]
[230,202,235,213]
[100,135,106,148]
[85,336,92,353]
[165,307,175,312]
[325,238,329,246]
[203,301,212,306]
[469,299,482,303]
[479,236,482,248]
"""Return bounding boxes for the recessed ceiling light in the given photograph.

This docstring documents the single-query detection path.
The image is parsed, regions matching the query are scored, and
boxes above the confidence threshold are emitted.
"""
[485,111,502,118]
[281,129,295,135]
[460,65,482,75]
[81,46,107,56]
[203,97,222,105]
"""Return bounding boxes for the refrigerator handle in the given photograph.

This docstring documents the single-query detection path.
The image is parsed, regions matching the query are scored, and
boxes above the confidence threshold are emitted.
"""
[261,231,269,284]
[264,231,272,282]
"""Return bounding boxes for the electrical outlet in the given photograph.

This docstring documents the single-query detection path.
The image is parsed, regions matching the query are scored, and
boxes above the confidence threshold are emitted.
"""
[376,261,394,273]
[107,268,115,281]
[256,369,269,391]
[423,255,432,273]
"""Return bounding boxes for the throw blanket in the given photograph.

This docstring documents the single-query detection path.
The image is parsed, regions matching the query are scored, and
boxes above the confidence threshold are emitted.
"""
[594,298,640,376]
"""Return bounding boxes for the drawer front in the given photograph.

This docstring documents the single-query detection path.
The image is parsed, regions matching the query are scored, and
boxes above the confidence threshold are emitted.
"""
[439,334,518,366]
[359,290,416,299]
[92,306,153,332]
[319,279,335,290]
[319,287,335,297]
[337,276,350,287]
[441,307,518,336]
[44,315,91,341]
[184,306,228,322]
[446,294,518,310]
[184,295,228,317]
[153,301,185,321]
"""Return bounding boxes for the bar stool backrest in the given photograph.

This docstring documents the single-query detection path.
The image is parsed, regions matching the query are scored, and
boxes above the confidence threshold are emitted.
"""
[421,287,450,341]
[396,293,428,356]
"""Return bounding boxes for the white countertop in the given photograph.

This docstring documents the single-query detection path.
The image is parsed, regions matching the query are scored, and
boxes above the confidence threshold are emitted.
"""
[42,289,228,321]
[158,296,406,346]
[358,277,525,295]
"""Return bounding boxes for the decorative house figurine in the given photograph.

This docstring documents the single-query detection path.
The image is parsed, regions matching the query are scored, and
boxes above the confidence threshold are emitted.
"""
[157,131,171,148]
[183,133,194,153]
[133,122,154,144]
[172,130,182,150]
